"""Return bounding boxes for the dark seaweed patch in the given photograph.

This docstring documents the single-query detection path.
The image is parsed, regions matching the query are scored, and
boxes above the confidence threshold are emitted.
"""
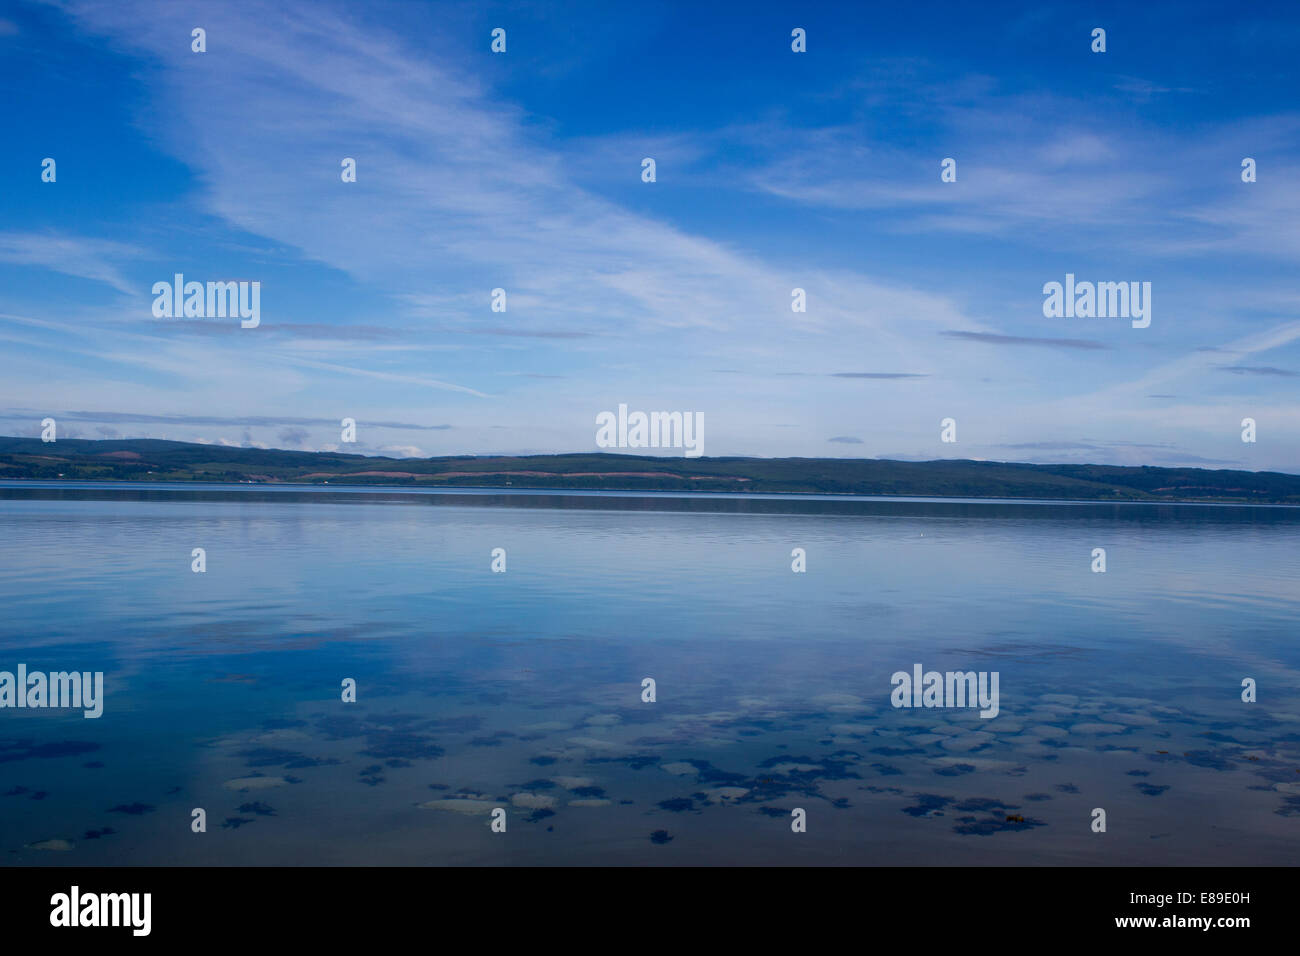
[657,797,696,813]
[0,740,100,763]
[649,830,673,844]
[314,715,366,739]
[901,794,951,817]
[737,754,861,806]
[370,712,428,726]
[1134,783,1169,796]
[1182,751,1234,771]
[953,797,1017,812]
[238,802,276,816]
[239,747,337,769]
[1276,796,1300,817]
[757,754,860,782]
[238,747,293,766]
[108,802,155,815]
[934,764,975,777]
[360,730,444,761]
[428,715,484,733]
[953,815,1045,835]
[623,754,663,770]
[588,753,659,770]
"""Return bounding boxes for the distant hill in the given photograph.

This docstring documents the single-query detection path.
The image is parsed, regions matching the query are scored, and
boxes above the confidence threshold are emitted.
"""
[0,437,1297,503]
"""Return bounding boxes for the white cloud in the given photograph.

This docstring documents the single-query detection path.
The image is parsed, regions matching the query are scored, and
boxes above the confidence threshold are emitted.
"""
[0,232,142,295]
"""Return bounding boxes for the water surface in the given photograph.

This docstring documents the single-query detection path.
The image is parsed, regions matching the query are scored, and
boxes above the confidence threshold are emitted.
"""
[1,482,1298,865]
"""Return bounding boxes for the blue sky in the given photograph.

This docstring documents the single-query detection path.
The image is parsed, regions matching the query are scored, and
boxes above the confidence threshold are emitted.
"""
[1,0,1298,470]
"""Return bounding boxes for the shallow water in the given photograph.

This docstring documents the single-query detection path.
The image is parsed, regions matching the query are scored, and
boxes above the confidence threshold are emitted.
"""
[1,481,1298,865]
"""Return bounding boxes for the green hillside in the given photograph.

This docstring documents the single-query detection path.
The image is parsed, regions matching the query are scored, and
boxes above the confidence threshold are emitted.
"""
[0,437,1296,503]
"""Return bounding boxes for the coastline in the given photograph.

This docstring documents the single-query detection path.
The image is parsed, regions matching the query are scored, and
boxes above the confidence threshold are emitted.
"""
[3,476,1299,510]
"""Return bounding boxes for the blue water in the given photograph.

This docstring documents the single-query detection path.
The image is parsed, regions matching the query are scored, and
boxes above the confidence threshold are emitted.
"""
[1,482,1298,865]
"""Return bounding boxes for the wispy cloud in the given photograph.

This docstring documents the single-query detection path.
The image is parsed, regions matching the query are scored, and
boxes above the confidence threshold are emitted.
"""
[0,232,142,295]
[0,409,453,431]
[1219,365,1297,377]
[941,330,1108,351]
[830,372,928,379]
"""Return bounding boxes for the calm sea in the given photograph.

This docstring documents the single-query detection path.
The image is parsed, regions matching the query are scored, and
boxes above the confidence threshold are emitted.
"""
[1,481,1298,865]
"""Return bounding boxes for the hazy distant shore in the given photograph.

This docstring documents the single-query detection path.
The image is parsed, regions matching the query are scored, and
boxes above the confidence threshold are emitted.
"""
[2,436,1298,504]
